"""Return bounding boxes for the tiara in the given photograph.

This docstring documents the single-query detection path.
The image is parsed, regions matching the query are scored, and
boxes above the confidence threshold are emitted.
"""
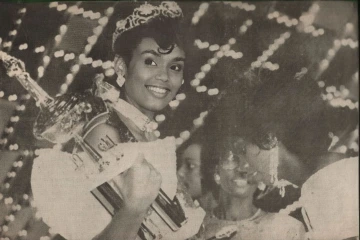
[112,1,183,50]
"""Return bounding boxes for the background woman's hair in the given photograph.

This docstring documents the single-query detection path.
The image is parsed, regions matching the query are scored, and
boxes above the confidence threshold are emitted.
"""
[242,71,332,166]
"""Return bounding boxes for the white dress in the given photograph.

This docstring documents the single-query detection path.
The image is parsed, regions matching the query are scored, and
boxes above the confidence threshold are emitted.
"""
[300,157,359,240]
[192,209,306,240]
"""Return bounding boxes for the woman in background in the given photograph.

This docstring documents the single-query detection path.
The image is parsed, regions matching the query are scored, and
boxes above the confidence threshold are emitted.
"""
[177,132,217,212]
[240,72,358,240]
[194,135,305,240]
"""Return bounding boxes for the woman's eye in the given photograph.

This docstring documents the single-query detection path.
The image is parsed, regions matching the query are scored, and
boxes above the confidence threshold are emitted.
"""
[187,163,196,170]
[145,58,156,66]
[170,64,183,72]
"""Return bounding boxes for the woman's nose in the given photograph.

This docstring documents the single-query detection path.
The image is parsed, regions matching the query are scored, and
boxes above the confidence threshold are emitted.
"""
[155,68,169,82]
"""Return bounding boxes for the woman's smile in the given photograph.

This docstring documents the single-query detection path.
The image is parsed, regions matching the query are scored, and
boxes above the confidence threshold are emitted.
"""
[145,85,170,98]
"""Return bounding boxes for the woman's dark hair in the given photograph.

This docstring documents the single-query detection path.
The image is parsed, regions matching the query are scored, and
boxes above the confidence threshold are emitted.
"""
[113,17,185,67]
[243,72,332,166]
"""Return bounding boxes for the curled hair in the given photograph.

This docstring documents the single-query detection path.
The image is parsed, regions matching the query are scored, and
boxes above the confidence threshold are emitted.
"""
[243,72,332,165]
[113,17,185,67]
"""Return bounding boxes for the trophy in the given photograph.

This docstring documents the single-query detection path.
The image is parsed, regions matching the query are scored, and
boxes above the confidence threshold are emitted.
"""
[0,50,108,144]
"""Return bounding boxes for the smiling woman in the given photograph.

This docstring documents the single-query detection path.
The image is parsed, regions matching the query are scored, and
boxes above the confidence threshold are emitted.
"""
[120,37,185,118]
[113,14,186,119]
[29,2,204,240]
[89,2,205,240]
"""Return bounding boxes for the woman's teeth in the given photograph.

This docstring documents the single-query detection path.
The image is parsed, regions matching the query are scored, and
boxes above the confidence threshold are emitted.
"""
[233,179,247,187]
[147,86,168,94]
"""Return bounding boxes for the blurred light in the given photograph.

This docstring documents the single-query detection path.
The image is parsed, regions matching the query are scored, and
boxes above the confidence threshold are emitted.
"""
[239,25,247,33]
[60,25,68,34]
[105,68,115,77]
[169,100,180,108]
[191,79,200,87]
[176,93,186,101]
[84,44,92,53]
[154,131,160,138]
[71,64,80,73]
[9,30,17,36]
[208,58,218,65]
[228,38,236,44]
[209,44,220,51]
[196,86,207,92]
[201,64,211,72]
[49,2,58,8]
[99,17,109,26]
[216,51,224,58]
[208,88,219,96]
[54,35,62,42]
[327,49,335,57]
[175,138,184,146]
[319,59,329,70]
[245,19,253,26]
[60,84,68,93]
[155,114,166,122]
[57,4,67,12]
[193,118,204,126]
[180,131,191,140]
[106,7,114,16]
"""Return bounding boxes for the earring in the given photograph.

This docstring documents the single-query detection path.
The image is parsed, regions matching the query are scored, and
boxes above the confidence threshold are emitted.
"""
[214,174,221,185]
[116,75,125,87]
[114,56,127,87]
[269,147,279,185]
[182,79,184,85]
[257,181,266,191]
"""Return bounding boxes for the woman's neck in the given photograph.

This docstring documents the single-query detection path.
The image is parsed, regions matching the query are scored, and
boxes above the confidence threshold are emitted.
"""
[124,92,155,120]
[219,190,258,221]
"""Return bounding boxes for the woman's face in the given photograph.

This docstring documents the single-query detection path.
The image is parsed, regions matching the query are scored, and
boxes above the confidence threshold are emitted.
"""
[237,139,279,186]
[177,144,203,199]
[124,37,185,117]
[218,139,258,198]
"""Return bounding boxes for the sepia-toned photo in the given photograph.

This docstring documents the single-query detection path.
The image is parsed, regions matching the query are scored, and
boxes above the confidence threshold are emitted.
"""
[0,1,358,240]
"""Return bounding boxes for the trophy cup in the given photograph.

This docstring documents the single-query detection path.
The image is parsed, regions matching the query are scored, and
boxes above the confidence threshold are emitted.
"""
[0,50,108,145]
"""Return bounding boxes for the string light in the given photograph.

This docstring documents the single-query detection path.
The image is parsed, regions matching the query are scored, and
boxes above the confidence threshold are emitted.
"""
[191,3,209,25]
[251,32,291,69]
[192,37,238,88]
[268,11,299,28]
[58,5,115,95]
[1,7,26,52]
[224,2,256,12]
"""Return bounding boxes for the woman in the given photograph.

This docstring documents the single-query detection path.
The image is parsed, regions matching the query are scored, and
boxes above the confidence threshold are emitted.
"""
[240,72,358,240]
[177,133,217,212]
[95,2,206,239]
[193,135,305,240]
[32,2,204,240]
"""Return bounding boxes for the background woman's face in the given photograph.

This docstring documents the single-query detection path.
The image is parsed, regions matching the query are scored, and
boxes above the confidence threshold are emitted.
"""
[124,37,185,116]
[177,144,203,199]
[242,140,277,186]
[218,140,257,197]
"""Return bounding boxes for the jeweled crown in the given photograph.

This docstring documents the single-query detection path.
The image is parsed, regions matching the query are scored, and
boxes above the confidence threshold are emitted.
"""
[112,1,183,50]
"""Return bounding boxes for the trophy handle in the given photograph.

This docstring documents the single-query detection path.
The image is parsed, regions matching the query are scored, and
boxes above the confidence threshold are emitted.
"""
[0,50,54,108]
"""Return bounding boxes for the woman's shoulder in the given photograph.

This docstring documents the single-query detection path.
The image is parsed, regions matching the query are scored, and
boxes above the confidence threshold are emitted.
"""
[251,212,305,240]
[261,212,304,228]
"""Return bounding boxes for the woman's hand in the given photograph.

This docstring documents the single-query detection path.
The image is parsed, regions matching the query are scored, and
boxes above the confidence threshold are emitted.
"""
[94,153,162,240]
[113,153,162,215]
